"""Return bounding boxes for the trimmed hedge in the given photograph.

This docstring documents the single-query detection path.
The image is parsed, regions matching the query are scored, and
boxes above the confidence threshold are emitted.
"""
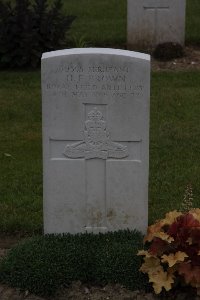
[0,230,150,296]
[153,42,184,61]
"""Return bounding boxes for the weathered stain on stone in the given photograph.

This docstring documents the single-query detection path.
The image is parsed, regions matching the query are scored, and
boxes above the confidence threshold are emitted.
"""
[88,209,103,226]
[107,209,116,220]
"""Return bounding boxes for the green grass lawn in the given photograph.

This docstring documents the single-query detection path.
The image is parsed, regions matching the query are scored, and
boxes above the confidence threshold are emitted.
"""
[0,70,200,233]
[62,0,200,47]
[149,72,200,223]
[64,0,127,47]
[0,72,42,233]
[185,0,200,44]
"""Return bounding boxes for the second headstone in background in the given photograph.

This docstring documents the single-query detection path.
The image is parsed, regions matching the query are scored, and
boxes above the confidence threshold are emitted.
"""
[127,0,186,50]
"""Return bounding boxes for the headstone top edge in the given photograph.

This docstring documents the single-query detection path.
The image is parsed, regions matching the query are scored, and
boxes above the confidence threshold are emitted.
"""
[42,48,150,62]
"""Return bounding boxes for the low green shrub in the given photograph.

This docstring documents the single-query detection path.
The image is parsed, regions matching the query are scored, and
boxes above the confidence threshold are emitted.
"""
[0,0,76,68]
[153,42,184,61]
[0,230,150,296]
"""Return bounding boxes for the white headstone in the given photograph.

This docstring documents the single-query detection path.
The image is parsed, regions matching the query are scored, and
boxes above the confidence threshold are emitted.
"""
[42,48,150,234]
[127,0,186,49]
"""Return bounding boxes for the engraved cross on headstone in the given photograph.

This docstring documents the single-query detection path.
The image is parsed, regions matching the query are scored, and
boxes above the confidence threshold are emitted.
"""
[143,2,170,44]
[50,103,142,233]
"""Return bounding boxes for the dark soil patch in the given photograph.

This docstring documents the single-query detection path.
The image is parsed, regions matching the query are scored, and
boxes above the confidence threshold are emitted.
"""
[54,282,155,300]
[0,281,199,300]
[0,235,26,249]
[152,46,200,71]
[0,282,155,300]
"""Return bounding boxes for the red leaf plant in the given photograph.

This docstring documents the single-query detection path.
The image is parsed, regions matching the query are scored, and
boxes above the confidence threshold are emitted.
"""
[138,209,200,294]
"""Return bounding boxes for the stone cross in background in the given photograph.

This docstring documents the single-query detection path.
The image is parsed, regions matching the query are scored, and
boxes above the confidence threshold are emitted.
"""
[143,3,170,45]
[127,0,186,50]
[42,48,150,234]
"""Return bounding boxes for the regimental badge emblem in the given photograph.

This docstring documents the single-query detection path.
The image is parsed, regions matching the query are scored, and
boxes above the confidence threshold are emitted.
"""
[64,107,129,160]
